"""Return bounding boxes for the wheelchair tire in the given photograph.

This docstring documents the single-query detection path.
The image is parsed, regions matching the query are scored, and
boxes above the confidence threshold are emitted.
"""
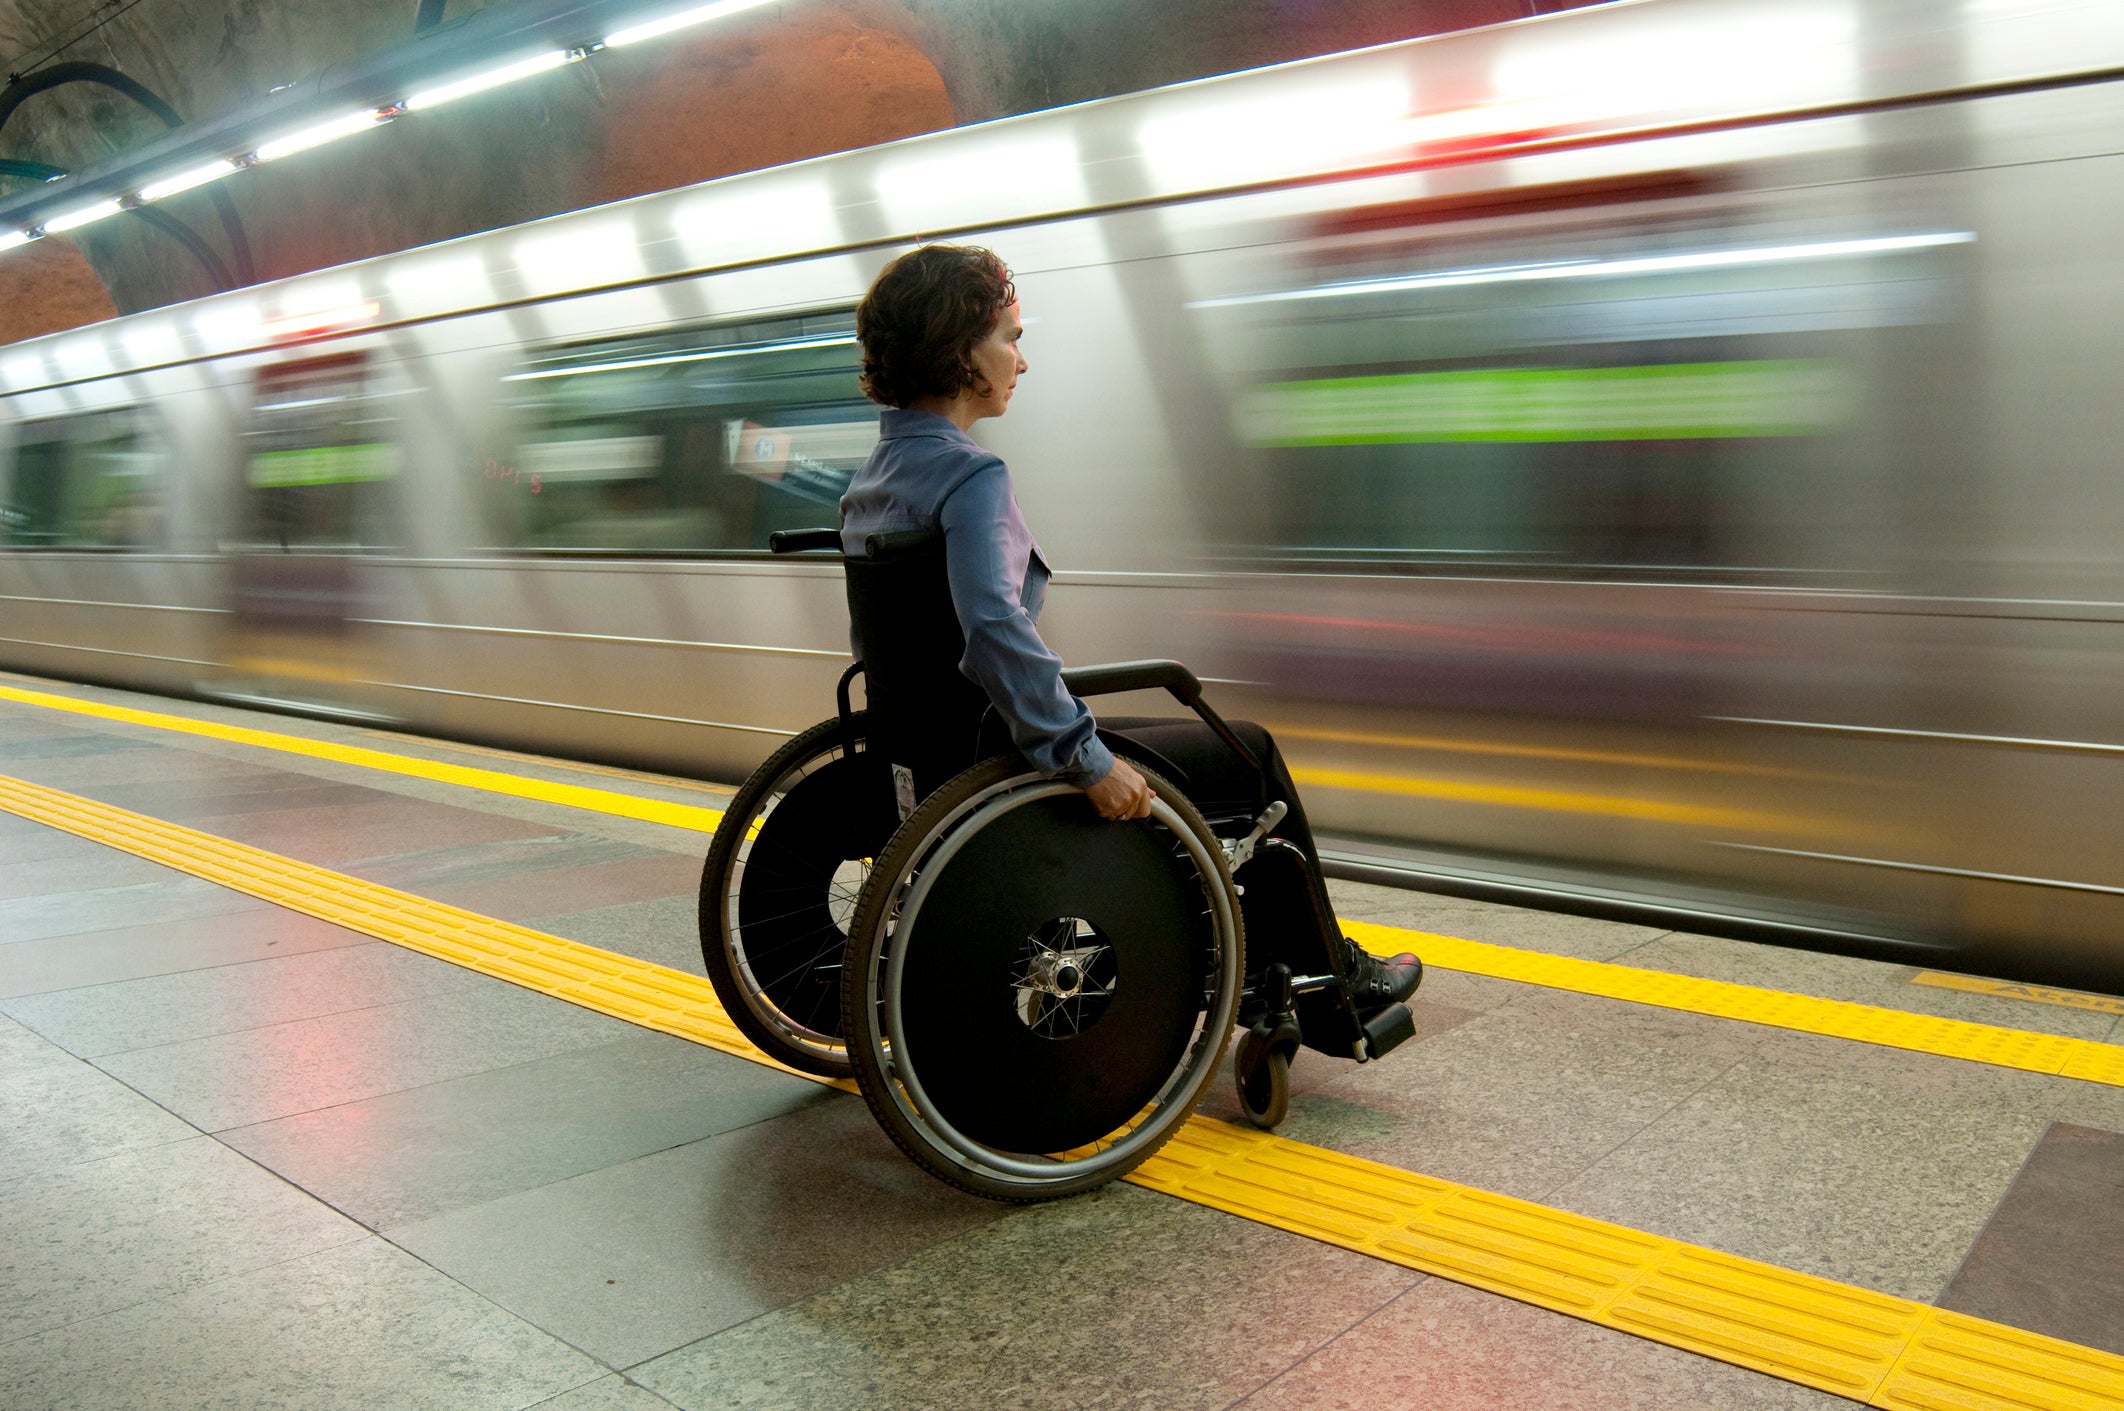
[842,755,1244,1202]
[699,711,893,1078]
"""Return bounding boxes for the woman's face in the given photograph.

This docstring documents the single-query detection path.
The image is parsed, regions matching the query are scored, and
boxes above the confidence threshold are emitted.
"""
[966,301,1027,421]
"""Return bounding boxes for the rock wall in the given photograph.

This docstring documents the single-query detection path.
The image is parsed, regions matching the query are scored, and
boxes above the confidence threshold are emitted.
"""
[0,0,1581,341]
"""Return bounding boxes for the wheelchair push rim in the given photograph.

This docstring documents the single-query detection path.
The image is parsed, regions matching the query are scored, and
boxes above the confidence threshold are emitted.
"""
[846,763,1244,1199]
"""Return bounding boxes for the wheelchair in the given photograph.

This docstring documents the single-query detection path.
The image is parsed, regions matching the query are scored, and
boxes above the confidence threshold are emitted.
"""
[699,527,1421,1201]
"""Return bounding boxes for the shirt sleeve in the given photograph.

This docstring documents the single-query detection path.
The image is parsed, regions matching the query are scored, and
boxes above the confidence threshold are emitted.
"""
[938,463,1115,788]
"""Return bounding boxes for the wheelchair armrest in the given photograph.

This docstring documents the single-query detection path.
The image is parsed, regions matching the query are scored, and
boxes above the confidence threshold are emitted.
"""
[769,528,843,554]
[1062,659,1202,708]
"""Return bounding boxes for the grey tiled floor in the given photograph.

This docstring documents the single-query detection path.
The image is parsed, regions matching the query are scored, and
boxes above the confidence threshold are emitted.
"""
[2,678,2117,1409]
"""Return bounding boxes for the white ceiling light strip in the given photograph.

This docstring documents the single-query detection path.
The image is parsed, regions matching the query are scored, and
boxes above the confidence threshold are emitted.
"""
[405,49,569,110]
[253,109,391,162]
[0,0,783,262]
[138,159,239,202]
[603,0,775,47]
[41,200,126,233]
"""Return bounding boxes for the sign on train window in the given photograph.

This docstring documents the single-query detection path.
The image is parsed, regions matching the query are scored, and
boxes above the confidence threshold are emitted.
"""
[235,353,405,552]
[1,408,162,549]
[490,311,875,553]
[1195,180,1967,581]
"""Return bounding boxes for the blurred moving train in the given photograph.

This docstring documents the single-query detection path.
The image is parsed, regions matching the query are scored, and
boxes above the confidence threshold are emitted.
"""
[5,0,2124,986]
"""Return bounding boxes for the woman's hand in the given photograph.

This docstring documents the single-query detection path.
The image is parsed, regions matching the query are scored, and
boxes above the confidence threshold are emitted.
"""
[1084,757,1153,820]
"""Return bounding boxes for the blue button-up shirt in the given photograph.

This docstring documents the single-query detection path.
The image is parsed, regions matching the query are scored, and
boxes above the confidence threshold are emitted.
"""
[839,408,1114,787]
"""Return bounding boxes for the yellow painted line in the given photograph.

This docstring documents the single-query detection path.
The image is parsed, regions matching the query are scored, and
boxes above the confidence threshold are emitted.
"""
[1347,922,2124,1089]
[1912,971,2124,1021]
[1276,723,1816,778]
[357,728,739,797]
[4,771,2120,1409]
[0,682,726,833]
[1291,763,1810,833]
[8,676,2119,1090]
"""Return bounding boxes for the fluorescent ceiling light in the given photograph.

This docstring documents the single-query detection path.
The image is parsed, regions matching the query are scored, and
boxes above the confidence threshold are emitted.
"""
[405,50,568,110]
[507,333,856,380]
[604,0,774,47]
[254,110,387,162]
[1192,232,1977,307]
[0,230,32,253]
[42,200,125,234]
[140,159,239,202]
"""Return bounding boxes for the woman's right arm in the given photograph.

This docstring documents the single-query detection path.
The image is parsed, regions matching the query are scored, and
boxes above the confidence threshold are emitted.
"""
[936,462,1118,789]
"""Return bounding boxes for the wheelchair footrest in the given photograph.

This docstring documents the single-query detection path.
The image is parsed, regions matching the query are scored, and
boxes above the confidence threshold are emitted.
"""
[1359,1002,1416,1062]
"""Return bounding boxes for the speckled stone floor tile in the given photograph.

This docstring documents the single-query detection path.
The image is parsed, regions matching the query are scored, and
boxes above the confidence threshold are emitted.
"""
[0,1013,80,1082]
[223,1031,833,1230]
[633,1182,1418,1411]
[0,906,374,1000]
[1939,1122,2124,1356]
[1244,1005,1744,1202]
[390,1094,1005,1370]
[0,1236,602,1411]
[3,940,486,1057]
[0,874,267,944]
[0,1052,197,1183]
[526,1374,688,1410]
[1234,1275,1848,1410]
[187,795,563,867]
[1547,1055,2051,1301]
[0,1134,364,1342]
[94,979,636,1131]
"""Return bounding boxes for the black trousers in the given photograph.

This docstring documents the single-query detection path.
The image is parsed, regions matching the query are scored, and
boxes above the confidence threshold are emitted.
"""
[1098,716,1318,860]
[1098,716,1350,983]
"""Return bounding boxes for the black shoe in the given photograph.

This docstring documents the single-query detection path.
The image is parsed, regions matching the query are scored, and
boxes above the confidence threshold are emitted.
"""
[1336,937,1422,1010]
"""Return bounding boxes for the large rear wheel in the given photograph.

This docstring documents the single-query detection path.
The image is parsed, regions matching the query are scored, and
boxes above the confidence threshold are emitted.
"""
[700,712,893,1077]
[842,756,1243,1200]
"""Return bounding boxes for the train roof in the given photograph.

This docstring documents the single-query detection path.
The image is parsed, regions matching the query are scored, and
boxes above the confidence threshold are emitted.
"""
[4,0,2119,402]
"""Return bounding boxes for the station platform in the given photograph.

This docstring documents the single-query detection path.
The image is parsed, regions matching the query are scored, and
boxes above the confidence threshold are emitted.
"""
[4,667,2123,1411]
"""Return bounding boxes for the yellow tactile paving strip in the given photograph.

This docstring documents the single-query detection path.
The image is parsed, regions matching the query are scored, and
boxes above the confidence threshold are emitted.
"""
[5,773,2122,1407]
[0,682,727,833]
[5,677,2123,1092]
[1345,922,2124,1090]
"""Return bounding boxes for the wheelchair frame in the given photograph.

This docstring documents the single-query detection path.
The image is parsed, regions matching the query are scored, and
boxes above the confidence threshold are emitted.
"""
[697,527,1418,1199]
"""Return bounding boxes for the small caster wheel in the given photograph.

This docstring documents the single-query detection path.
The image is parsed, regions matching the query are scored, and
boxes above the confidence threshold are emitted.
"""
[1235,1019,1299,1130]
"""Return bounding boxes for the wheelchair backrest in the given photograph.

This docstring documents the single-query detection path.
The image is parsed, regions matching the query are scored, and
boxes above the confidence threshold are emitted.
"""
[843,529,996,812]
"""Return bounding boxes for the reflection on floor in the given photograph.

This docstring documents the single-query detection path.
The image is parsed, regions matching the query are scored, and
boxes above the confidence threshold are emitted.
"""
[2,678,2120,1410]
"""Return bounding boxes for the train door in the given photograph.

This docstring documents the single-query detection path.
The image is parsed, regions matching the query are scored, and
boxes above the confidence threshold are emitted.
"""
[209,352,406,720]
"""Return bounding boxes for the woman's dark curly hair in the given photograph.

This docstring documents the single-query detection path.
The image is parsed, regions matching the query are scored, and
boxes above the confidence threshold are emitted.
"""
[856,245,1017,408]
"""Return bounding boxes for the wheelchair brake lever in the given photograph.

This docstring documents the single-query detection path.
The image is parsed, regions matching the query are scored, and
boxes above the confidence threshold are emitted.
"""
[1224,800,1288,872]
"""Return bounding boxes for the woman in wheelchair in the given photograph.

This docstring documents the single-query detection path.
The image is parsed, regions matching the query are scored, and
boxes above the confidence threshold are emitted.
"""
[699,244,1421,1200]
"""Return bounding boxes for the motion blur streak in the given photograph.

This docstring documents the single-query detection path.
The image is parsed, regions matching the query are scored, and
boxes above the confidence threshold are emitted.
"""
[6,0,2124,987]
[1269,725,1822,778]
[1288,766,1820,835]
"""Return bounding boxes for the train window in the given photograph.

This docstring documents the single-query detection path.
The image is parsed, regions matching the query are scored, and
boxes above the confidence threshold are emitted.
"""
[1,408,163,549]
[490,311,873,553]
[234,353,405,552]
[1201,188,1966,583]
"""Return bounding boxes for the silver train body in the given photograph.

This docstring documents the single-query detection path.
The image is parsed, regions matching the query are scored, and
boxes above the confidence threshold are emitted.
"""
[5,0,2123,984]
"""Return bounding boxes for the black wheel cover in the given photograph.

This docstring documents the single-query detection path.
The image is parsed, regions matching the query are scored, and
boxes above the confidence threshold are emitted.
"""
[898,795,1210,1154]
[735,755,892,1040]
